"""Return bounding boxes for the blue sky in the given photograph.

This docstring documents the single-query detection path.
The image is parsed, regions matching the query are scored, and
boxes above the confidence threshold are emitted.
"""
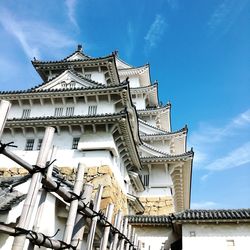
[0,0,249,209]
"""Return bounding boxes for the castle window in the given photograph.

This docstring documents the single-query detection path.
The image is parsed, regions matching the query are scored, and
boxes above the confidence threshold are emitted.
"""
[66,107,74,116]
[54,107,63,117]
[22,109,31,119]
[37,139,43,150]
[140,174,149,187]
[25,139,34,151]
[84,74,91,79]
[72,137,80,149]
[227,240,235,247]
[88,105,97,115]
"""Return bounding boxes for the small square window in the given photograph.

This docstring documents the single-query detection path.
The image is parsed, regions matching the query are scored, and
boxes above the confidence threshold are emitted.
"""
[37,139,43,150]
[22,109,31,119]
[54,107,63,117]
[72,137,80,149]
[66,107,74,116]
[190,231,196,237]
[227,240,235,246]
[88,105,97,115]
[25,139,34,151]
[84,74,91,79]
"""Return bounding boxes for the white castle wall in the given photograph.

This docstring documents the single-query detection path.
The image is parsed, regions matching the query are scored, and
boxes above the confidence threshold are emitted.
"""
[182,223,250,250]
[7,101,115,119]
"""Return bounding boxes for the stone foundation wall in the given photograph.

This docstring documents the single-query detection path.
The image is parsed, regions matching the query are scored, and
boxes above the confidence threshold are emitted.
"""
[0,167,29,177]
[139,196,174,215]
[85,166,128,215]
[0,166,128,216]
[54,166,128,215]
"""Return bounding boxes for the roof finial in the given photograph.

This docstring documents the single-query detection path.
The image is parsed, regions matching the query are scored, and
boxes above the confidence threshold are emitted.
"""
[77,44,83,52]
[112,50,119,56]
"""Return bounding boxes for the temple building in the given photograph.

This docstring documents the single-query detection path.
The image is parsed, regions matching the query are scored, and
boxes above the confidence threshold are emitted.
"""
[0,45,249,250]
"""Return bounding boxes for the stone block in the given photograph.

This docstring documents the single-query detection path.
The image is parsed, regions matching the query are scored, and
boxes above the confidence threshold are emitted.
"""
[147,197,159,202]
[158,201,166,207]
[87,167,97,176]
[3,171,11,177]
[59,167,73,176]
[100,197,113,210]
[102,186,113,198]
[18,168,29,175]
[139,197,147,202]
[91,174,112,188]
[9,168,18,175]
[158,207,169,214]
[98,166,112,174]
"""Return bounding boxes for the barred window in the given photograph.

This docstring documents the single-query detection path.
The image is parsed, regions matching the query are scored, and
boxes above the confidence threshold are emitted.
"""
[54,107,63,117]
[88,105,97,115]
[25,139,34,151]
[66,107,74,116]
[22,109,31,119]
[140,174,149,187]
[84,74,91,79]
[72,137,80,149]
[37,139,43,150]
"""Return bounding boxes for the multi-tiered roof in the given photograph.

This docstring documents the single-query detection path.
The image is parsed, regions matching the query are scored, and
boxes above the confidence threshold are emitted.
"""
[1,45,193,213]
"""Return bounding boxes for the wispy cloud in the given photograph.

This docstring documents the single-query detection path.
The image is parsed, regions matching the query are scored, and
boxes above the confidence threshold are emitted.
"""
[125,22,135,61]
[207,0,249,37]
[205,141,250,171]
[0,8,75,59]
[144,14,167,52]
[190,109,250,174]
[191,201,218,209]
[65,0,78,28]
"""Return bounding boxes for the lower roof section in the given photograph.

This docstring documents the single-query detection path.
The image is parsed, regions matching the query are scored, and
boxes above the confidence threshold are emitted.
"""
[127,208,250,226]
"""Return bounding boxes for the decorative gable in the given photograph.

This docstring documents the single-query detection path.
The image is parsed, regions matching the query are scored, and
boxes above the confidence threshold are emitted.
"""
[66,52,89,61]
[115,57,132,69]
[35,70,102,90]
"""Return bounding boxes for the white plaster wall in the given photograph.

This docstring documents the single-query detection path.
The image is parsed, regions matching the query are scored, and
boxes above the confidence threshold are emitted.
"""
[139,122,162,135]
[90,71,106,85]
[150,166,173,188]
[138,187,172,197]
[182,223,250,250]
[7,101,114,119]
[147,141,170,154]
[120,76,140,88]
[135,226,172,250]
[133,96,146,110]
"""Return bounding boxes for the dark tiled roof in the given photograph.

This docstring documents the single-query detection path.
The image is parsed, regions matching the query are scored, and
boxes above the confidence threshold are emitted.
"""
[29,69,105,90]
[0,191,26,212]
[31,55,114,65]
[139,119,168,134]
[127,209,250,226]
[137,104,171,113]
[127,215,171,225]
[140,150,194,161]
[140,126,188,138]
[62,50,91,61]
[0,82,128,95]
[172,209,250,221]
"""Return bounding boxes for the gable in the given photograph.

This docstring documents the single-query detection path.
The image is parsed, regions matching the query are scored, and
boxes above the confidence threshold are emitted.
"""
[116,57,132,69]
[35,70,101,90]
[66,52,89,61]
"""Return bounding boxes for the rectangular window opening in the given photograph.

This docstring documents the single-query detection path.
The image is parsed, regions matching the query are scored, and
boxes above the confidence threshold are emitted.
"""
[22,109,31,119]
[72,137,80,149]
[88,105,97,115]
[37,139,43,150]
[66,107,74,116]
[25,139,34,151]
[84,74,91,79]
[54,107,63,117]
